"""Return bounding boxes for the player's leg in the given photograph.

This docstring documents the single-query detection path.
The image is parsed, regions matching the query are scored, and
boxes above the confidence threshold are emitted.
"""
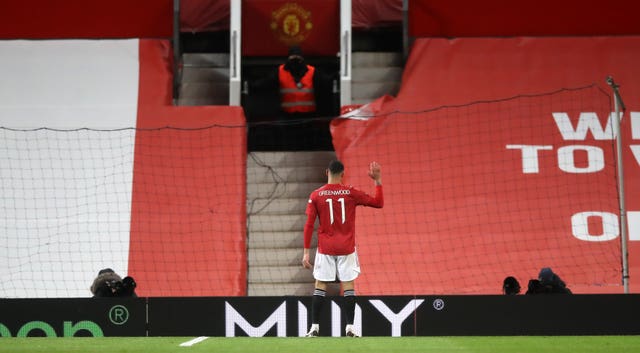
[341,280,358,336]
[337,251,361,337]
[307,253,336,337]
[306,279,327,336]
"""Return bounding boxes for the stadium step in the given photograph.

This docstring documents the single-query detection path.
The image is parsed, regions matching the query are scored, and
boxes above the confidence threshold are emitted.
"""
[177,53,230,106]
[247,198,310,216]
[247,283,312,296]
[182,52,230,67]
[177,97,228,106]
[248,266,315,283]
[352,51,403,67]
[352,82,402,100]
[247,166,330,184]
[248,247,317,267]
[247,151,337,168]
[247,231,317,249]
[180,67,230,83]
[248,214,306,232]
[350,51,403,105]
[178,82,229,105]
[247,182,322,200]
[352,67,403,82]
[246,151,335,296]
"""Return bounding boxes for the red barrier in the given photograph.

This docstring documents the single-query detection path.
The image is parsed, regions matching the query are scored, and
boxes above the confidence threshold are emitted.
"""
[129,40,247,296]
[331,37,640,294]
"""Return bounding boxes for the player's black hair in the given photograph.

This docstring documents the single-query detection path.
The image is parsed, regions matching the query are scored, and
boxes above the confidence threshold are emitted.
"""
[328,160,344,175]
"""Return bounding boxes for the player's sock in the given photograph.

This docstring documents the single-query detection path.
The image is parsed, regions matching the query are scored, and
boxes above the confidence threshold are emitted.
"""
[344,289,356,325]
[311,288,326,326]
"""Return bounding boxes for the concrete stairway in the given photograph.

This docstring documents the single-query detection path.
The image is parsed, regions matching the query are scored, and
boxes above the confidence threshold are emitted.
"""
[246,151,336,296]
[351,51,403,106]
[177,53,229,106]
[176,51,402,107]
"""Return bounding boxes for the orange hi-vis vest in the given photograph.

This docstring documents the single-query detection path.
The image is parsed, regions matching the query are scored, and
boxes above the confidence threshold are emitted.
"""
[278,64,316,113]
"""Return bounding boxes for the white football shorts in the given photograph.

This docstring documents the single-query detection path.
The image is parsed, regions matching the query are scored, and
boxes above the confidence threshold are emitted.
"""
[313,250,361,282]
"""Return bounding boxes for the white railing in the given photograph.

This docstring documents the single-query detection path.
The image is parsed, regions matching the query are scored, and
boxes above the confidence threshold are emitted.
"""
[229,0,242,106]
[340,0,352,106]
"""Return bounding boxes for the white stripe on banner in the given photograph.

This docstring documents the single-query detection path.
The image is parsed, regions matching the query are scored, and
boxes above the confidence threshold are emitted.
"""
[0,39,139,129]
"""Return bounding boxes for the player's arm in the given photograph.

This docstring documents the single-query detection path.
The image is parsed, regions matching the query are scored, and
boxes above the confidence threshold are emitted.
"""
[358,184,383,208]
[302,196,317,269]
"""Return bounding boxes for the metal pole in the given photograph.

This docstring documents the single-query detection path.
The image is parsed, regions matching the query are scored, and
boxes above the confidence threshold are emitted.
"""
[339,0,352,106]
[607,76,629,293]
[172,0,181,105]
[229,0,242,106]
[402,0,409,62]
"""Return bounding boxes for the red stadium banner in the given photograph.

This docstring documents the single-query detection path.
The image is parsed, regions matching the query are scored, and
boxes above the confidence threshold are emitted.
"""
[331,36,640,295]
[408,0,640,37]
[180,0,230,33]
[130,40,247,296]
[352,0,402,29]
[0,0,172,39]
[241,0,339,56]
[179,0,400,33]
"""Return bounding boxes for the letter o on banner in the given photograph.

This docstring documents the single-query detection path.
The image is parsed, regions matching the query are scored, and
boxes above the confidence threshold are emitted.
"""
[557,145,604,173]
[571,211,619,242]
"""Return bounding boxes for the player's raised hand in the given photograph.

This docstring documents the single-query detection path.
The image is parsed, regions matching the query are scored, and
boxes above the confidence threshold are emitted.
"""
[368,161,382,183]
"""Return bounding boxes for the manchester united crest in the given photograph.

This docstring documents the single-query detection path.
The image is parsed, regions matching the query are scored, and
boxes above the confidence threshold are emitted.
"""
[270,3,313,46]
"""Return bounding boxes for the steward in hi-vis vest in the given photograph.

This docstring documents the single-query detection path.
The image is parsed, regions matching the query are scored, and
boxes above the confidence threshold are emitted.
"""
[278,64,316,113]
[244,45,336,150]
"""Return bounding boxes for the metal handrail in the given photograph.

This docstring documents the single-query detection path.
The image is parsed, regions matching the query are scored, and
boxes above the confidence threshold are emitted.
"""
[231,30,237,79]
[342,30,349,78]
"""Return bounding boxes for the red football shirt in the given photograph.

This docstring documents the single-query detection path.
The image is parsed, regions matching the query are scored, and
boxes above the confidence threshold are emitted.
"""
[304,183,383,255]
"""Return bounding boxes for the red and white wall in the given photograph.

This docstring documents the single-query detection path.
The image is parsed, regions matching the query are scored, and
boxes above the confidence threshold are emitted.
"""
[0,40,247,298]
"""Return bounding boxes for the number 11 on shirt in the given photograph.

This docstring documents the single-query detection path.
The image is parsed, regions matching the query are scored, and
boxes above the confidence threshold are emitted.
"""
[326,197,345,224]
